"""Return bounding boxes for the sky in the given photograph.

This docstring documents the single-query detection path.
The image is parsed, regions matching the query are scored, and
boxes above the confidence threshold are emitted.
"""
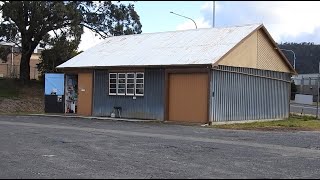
[78,1,320,51]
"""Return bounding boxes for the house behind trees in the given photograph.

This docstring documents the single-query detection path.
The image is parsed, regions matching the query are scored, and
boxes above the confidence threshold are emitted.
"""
[0,42,43,80]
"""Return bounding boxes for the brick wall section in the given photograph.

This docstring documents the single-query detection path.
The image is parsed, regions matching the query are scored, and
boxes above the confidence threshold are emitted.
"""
[0,53,40,79]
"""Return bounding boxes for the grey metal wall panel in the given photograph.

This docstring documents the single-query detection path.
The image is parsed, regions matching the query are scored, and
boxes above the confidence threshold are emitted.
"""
[210,66,291,122]
[93,68,165,120]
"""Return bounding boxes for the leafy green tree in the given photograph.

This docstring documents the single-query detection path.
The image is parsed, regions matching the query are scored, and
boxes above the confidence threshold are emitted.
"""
[37,28,83,78]
[0,1,142,83]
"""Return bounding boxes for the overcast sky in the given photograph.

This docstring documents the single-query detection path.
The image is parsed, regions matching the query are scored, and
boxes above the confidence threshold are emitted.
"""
[78,1,320,51]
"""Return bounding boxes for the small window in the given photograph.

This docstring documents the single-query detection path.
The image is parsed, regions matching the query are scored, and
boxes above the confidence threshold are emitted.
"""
[109,73,117,95]
[135,73,144,96]
[117,73,126,95]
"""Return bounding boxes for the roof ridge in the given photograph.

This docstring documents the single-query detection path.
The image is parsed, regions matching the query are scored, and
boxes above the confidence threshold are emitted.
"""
[104,23,263,39]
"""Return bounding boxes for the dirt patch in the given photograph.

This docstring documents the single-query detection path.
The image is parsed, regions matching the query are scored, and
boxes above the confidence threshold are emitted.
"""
[0,98,44,114]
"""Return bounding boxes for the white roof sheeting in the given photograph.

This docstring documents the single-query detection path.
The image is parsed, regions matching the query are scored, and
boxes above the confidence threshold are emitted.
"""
[0,42,16,46]
[57,23,262,68]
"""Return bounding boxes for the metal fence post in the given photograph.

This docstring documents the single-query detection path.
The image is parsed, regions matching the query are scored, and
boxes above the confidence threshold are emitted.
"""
[317,62,320,119]
[301,78,304,94]
[6,64,8,77]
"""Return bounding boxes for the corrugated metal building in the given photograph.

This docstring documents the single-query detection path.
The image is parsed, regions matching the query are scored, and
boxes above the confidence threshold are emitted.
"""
[57,23,296,124]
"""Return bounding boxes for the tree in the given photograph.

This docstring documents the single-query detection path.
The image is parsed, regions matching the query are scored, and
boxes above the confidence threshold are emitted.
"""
[291,81,297,93]
[37,28,83,78]
[0,1,142,83]
[0,45,11,62]
[278,42,320,74]
[291,80,297,100]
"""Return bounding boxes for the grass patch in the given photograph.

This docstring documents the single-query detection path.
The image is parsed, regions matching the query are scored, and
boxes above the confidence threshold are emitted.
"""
[0,78,43,99]
[0,78,20,99]
[211,115,320,131]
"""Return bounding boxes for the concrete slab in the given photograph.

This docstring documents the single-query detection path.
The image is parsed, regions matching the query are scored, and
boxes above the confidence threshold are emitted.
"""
[28,113,160,122]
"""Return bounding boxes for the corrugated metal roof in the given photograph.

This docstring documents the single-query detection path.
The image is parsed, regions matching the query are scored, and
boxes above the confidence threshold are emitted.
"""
[57,23,262,68]
[0,42,16,46]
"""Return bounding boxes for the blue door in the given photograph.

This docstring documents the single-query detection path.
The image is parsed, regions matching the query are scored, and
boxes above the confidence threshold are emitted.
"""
[44,73,65,113]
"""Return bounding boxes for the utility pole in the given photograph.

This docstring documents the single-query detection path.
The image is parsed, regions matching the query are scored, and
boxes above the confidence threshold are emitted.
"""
[317,61,320,119]
[213,1,215,28]
[11,45,13,76]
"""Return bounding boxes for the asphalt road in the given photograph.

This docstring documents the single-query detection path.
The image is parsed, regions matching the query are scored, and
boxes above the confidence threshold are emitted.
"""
[1,115,320,179]
[290,103,320,116]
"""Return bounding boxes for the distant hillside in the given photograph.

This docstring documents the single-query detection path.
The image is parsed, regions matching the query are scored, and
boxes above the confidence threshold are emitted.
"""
[278,42,320,74]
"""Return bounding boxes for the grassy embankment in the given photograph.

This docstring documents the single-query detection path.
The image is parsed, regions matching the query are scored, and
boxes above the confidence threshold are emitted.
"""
[0,78,44,114]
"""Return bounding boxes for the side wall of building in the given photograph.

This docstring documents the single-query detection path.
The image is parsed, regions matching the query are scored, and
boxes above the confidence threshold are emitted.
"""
[92,68,165,120]
[218,29,291,73]
[210,65,291,122]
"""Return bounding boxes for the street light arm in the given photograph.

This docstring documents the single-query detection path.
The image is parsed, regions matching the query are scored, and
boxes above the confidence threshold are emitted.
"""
[170,12,197,29]
[280,48,296,70]
[281,49,296,58]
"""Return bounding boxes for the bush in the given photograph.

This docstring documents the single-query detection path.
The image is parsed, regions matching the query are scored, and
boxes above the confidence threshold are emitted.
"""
[291,81,297,100]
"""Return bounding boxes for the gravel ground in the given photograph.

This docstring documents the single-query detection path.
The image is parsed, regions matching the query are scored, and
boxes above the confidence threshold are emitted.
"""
[0,115,320,179]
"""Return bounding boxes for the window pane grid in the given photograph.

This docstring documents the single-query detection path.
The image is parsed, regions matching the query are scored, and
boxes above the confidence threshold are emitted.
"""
[126,73,135,95]
[109,72,144,96]
[117,73,126,95]
[109,73,117,95]
[135,73,144,96]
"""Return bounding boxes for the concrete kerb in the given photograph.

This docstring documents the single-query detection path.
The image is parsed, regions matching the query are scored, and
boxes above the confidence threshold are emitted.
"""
[28,114,161,123]
[28,114,314,127]
[28,114,211,126]
[209,118,285,125]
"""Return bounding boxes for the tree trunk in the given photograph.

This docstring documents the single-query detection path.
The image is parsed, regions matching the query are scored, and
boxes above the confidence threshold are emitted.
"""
[19,51,32,84]
[19,37,39,84]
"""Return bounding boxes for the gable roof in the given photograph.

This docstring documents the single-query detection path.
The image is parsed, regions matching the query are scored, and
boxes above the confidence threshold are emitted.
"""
[57,23,295,73]
[259,25,296,74]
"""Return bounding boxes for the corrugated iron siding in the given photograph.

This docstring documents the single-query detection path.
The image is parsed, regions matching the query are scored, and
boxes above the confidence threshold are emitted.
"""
[93,68,165,120]
[211,66,291,122]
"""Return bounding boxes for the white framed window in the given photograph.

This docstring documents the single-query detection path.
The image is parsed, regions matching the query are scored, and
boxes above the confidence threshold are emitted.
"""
[135,72,144,96]
[126,73,135,96]
[117,73,126,95]
[109,73,117,95]
[108,72,144,96]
